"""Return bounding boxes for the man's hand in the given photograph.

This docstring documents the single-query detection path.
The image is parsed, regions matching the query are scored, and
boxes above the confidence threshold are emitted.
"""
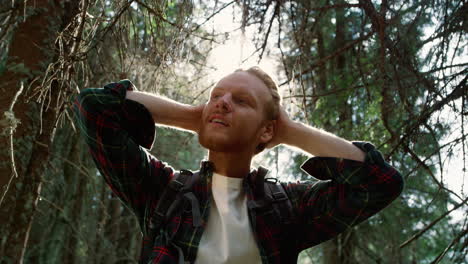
[264,106,365,162]
[265,106,294,149]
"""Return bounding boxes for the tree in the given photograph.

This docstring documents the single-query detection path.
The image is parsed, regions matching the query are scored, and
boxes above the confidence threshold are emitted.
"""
[1,0,211,262]
[0,1,81,261]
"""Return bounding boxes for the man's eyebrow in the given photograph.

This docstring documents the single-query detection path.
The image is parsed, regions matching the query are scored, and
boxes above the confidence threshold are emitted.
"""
[237,92,257,105]
[211,86,256,101]
[210,86,227,93]
[238,92,255,99]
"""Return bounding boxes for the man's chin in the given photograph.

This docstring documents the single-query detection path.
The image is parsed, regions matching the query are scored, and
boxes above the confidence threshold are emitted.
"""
[198,134,238,153]
[198,137,228,152]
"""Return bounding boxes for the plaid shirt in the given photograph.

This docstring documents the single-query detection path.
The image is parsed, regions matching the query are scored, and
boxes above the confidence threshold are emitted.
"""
[73,80,404,264]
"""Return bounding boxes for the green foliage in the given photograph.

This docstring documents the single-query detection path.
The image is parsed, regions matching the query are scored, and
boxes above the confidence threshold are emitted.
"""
[249,0,467,263]
[153,126,206,171]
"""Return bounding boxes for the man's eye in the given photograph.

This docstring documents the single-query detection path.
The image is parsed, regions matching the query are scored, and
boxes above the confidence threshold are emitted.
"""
[235,98,246,104]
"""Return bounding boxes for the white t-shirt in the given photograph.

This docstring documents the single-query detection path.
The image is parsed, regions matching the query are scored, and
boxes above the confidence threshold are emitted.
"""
[194,172,262,264]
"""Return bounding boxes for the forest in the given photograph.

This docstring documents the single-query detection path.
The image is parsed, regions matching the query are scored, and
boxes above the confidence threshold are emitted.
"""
[0,0,466,263]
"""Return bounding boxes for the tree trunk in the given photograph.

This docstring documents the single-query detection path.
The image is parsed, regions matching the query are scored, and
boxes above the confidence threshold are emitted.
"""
[26,124,78,263]
[93,183,106,264]
[0,1,80,262]
[323,239,340,264]
[334,0,352,133]
[64,134,86,264]
[322,1,358,263]
[107,198,122,263]
[315,27,327,105]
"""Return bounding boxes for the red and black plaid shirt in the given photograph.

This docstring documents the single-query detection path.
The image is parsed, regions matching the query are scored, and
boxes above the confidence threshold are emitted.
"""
[73,80,404,263]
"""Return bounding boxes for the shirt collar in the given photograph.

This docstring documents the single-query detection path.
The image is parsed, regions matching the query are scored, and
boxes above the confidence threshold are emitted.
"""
[199,160,267,197]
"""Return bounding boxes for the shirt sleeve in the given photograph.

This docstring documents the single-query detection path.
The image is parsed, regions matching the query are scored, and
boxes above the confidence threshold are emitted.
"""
[72,80,174,234]
[283,141,404,251]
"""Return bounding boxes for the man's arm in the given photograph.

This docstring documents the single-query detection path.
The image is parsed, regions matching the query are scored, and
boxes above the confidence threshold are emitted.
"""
[73,80,201,234]
[269,107,404,250]
[267,107,365,161]
[126,90,203,132]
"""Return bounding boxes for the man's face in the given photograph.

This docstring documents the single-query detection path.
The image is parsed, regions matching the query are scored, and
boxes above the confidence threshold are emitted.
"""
[198,71,275,155]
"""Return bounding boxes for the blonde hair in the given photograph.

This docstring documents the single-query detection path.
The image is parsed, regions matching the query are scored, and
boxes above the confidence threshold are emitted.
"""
[234,66,281,120]
[234,66,282,154]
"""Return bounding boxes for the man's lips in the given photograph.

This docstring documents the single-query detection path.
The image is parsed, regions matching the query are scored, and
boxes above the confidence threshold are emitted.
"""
[208,114,229,127]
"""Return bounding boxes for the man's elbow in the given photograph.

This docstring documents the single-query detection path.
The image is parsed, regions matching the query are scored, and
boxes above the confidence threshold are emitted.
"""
[391,169,405,200]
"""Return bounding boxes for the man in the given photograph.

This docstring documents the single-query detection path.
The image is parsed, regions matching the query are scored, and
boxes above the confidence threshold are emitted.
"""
[73,67,404,263]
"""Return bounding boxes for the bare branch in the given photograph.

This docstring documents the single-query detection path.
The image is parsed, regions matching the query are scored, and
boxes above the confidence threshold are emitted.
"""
[257,2,279,62]
[429,227,468,264]
[279,30,374,86]
[0,81,24,206]
[400,196,468,248]
[386,75,467,157]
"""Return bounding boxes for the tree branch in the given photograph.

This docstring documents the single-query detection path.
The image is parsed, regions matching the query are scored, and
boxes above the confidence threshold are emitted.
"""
[386,75,467,157]
[400,196,468,249]
[429,227,468,264]
[279,30,374,86]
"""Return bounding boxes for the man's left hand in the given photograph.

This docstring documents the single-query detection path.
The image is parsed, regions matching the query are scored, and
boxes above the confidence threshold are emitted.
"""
[265,107,295,149]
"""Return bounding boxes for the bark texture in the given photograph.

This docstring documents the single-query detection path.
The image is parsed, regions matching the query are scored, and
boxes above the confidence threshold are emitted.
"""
[0,1,80,262]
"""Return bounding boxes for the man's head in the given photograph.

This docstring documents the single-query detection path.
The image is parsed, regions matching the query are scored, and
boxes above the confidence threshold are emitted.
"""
[198,66,281,156]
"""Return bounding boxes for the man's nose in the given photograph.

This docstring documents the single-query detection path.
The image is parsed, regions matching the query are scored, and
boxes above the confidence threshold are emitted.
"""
[215,94,232,112]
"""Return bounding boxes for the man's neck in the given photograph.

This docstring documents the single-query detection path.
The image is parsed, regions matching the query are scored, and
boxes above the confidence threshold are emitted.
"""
[208,151,253,179]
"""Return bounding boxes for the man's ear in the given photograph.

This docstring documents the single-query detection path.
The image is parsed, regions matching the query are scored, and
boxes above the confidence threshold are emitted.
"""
[259,119,276,144]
